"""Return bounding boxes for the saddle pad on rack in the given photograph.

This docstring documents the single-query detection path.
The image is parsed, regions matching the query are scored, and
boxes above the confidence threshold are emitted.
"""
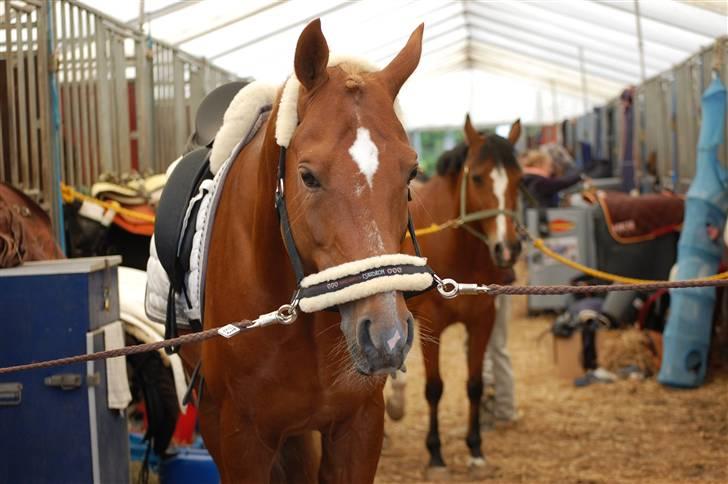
[593,191,684,244]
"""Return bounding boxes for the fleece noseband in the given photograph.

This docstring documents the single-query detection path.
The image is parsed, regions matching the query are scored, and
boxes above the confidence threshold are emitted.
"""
[275,146,434,312]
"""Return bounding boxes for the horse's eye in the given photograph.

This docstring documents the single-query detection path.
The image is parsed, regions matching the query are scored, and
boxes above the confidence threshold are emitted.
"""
[471,174,484,185]
[407,166,419,183]
[300,169,321,189]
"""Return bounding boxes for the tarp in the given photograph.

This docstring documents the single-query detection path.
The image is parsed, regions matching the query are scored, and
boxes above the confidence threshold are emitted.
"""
[77,0,726,128]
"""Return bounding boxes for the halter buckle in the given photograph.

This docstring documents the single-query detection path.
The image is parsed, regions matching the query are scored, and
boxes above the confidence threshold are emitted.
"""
[436,278,460,299]
[436,276,491,299]
[276,304,297,325]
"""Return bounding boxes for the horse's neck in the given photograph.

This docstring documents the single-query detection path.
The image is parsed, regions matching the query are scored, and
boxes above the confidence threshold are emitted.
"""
[413,173,496,276]
[210,116,298,311]
[412,174,460,224]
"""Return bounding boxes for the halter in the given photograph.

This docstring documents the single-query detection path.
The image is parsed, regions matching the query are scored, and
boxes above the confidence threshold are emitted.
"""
[456,165,521,245]
[274,146,433,314]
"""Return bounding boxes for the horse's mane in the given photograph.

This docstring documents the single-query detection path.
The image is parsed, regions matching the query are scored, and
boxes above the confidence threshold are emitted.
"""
[435,134,519,176]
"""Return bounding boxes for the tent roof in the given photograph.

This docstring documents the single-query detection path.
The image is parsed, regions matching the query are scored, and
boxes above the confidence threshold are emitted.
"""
[81,0,727,129]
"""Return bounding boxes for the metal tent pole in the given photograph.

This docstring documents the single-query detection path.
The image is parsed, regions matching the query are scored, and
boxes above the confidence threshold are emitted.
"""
[46,0,66,253]
[633,0,647,82]
[578,46,589,113]
[633,0,647,191]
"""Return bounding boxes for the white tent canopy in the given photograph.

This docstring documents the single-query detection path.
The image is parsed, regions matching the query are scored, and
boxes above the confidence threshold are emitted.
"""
[82,0,727,129]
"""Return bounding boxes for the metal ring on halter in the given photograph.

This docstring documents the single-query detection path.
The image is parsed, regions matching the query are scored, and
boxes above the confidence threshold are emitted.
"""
[437,278,459,299]
[276,304,298,324]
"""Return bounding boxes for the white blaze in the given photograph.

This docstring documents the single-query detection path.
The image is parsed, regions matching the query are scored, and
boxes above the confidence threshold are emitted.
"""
[490,166,508,243]
[348,127,380,188]
[366,220,385,252]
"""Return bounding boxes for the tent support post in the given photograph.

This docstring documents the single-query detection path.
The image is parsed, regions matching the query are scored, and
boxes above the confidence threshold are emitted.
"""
[634,0,647,82]
[578,46,589,113]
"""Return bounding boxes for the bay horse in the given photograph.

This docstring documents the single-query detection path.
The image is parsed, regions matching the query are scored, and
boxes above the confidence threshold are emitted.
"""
[399,115,522,478]
[183,20,426,483]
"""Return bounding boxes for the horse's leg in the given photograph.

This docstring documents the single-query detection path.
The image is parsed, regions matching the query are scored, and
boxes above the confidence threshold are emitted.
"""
[271,432,320,484]
[214,398,278,484]
[319,396,385,484]
[385,369,407,421]
[197,389,229,474]
[421,329,448,478]
[465,311,493,477]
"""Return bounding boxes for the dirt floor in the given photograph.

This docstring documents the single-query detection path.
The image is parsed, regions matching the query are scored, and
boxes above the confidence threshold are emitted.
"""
[375,294,728,483]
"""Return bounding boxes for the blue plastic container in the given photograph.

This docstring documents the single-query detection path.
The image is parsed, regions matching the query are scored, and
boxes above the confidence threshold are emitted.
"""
[129,432,161,470]
[160,448,220,484]
[658,77,728,387]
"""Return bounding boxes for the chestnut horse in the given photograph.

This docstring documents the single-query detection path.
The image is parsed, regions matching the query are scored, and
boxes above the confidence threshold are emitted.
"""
[184,20,425,483]
[399,116,522,477]
[0,182,64,266]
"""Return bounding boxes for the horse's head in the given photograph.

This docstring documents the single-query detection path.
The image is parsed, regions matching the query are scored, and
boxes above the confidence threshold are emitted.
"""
[462,115,522,268]
[281,20,423,375]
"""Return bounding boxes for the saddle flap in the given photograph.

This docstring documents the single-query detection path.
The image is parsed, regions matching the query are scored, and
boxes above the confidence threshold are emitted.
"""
[154,148,212,290]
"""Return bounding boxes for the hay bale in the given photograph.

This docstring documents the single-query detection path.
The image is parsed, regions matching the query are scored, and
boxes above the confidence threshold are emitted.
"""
[598,328,659,375]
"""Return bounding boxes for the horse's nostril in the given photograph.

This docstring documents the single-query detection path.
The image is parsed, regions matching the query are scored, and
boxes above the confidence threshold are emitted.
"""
[358,318,375,353]
[512,241,522,256]
[405,316,414,347]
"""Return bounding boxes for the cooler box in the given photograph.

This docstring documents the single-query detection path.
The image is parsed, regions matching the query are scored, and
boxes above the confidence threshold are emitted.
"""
[526,208,596,313]
[0,257,129,484]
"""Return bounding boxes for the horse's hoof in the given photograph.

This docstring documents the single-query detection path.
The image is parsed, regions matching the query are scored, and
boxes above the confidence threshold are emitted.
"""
[467,457,488,479]
[423,465,451,481]
[385,395,406,421]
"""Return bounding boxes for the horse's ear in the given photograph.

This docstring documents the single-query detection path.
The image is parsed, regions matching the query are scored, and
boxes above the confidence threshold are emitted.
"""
[508,118,522,145]
[379,23,424,98]
[464,114,483,146]
[294,19,329,91]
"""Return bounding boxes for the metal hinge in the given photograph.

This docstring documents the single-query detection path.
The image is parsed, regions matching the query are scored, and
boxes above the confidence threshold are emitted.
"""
[43,372,101,389]
[44,373,83,390]
[86,372,101,387]
[0,383,23,406]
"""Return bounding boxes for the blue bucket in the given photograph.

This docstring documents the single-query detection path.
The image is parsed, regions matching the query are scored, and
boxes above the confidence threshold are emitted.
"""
[159,448,220,484]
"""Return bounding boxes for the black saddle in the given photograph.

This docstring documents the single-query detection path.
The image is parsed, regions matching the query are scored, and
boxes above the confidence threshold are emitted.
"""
[155,148,211,347]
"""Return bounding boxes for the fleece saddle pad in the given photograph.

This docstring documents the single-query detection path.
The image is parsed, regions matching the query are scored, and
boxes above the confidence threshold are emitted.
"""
[145,81,276,328]
[590,191,684,244]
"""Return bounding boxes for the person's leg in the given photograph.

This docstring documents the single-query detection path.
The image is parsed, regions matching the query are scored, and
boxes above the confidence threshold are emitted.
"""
[486,295,516,421]
[482,345,494,387]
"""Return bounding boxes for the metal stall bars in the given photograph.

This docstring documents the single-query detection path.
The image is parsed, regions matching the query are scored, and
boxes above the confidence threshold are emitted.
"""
[53,0,116,188]
[149,41,238,173]
[0,0,52,207]
[1,0,239,240]
[52,0,149,186]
